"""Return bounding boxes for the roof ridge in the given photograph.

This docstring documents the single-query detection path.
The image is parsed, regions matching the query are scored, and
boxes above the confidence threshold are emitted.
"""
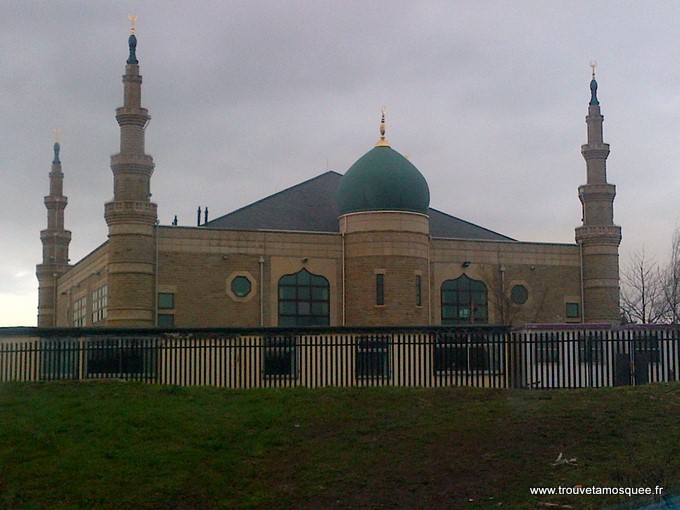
[205,171,342,226]
[428,206,516,241]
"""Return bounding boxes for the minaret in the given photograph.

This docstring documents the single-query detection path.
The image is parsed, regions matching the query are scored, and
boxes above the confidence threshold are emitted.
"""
[36,131,72,327]
[103,17,157,326]
[575,62,622,323]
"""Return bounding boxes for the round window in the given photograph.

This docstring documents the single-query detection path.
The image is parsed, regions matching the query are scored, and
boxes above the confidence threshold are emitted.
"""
[511,285,528,305]
[231,276,252,298]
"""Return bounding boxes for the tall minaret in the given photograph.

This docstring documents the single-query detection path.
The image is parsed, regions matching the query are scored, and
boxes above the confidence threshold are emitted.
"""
[36,131,72,327]
[104,16,157,326]
[575,62,622,323]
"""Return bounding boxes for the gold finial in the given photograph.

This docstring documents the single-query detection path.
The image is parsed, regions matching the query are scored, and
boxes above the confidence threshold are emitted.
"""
[54,128,61,143]
[376,106,390,147]
[128,14,138,34]
[590,59,597,79]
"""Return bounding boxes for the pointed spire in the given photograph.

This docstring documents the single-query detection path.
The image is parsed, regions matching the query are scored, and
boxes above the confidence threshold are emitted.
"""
[127,14,139,64]
[53,128,61,164]
[589,60,599,106]
[375,107,391,147]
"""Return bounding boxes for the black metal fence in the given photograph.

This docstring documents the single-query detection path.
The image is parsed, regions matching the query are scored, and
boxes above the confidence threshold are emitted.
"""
[1,325,679,389]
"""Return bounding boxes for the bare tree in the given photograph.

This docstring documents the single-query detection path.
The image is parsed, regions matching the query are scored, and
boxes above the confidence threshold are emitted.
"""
[659,227,680,323]
[620,248,665,323]
[486,266,549,326]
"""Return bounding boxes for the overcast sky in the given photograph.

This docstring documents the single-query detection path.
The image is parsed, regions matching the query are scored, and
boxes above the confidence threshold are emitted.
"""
[2,1,680,327]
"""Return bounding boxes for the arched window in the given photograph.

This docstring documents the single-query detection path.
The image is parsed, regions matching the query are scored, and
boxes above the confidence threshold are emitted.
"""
[278,268,330,326]
[441,275,488,325]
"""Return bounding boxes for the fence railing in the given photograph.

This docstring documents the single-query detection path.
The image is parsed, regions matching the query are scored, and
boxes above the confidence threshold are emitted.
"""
[1,325,679,388]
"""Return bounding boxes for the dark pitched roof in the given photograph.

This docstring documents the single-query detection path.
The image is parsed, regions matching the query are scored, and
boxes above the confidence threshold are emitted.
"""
[205,172,343,233]
[428,208,514,241]
[205,171,515,242]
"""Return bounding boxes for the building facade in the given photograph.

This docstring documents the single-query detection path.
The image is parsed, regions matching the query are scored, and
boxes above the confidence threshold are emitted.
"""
[36,30,621,329]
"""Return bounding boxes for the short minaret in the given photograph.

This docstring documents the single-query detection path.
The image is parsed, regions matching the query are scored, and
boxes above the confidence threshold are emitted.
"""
[575,62,622,323]
[36,131,72,327]
[103,17,158,326]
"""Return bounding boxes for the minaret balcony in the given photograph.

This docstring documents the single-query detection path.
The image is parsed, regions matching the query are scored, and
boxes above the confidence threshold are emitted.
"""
[43,195,68,208]
[122,69,142,84]
[111,154,154,171]
[116,107,149,126]
[575,225,622,245]
[40,229,72,242]
[578,183,616,201]
[105,200,157,225]
[36,262,71,276]
[580,144,610,159]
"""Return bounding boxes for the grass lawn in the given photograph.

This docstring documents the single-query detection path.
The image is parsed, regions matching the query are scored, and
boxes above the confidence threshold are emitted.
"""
[0,381,679,509]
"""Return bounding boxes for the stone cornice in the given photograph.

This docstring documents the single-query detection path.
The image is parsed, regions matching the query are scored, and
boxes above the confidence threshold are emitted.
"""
[578,183,616,202]
[43,195,68,207]
[575,225,622,245]
[105,200,157,226]
[581,144,610,159]
[116,107,149,126]
[110,154,154,173]
[40,229,72,241]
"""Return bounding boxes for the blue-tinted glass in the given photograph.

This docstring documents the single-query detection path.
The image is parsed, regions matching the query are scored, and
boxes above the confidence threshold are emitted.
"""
[312,287,327,300]
[511,285,528,305]
[471,280,486,292]
[157,314,174,327]
[280,286,296,299]
[441,280,457,292]
[280,301,296,315]
[231,276,251,297]
[376,274,385,305]
[158,293,174,309]
[473,291,486,305]
[566,302,580,318]
[279,274,295,286]
[297,269,311,284]
[278,316,296,327]
[278,269,329,326]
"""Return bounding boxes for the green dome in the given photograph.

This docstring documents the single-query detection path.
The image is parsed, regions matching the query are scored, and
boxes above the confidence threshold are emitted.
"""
[337,146,430,215]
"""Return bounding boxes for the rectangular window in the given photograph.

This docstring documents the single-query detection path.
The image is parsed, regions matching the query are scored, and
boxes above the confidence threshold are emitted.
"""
[263,336,297,378]
[91,285,108,324]
[566,302,580,319]
[376,273,385,306]
[434,333,501,373]
[356,335,390,379]
[158,292,175,310]
[579,335,605,364]
[157,314,175,328]
[73,296,87,327]
[634,335,660,363]
[86,338,155,379]
[40,339,79,380]
[415,274,422,307]
[534,336,560,364]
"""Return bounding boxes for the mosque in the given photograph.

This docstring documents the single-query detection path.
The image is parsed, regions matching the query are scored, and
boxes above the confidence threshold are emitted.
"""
[35,27,621,329]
